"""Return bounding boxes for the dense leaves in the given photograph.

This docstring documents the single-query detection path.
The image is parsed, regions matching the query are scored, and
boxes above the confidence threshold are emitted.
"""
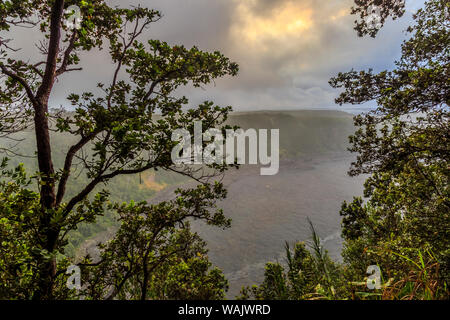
[79,183,230,300]
[332,0,449,299]
[239,221,346,300]
[0,0,238,299]
[242,0,449,300]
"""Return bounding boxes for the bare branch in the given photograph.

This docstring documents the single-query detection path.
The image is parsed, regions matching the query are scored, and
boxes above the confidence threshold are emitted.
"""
[56,31,79,77]
[56,130,101,206]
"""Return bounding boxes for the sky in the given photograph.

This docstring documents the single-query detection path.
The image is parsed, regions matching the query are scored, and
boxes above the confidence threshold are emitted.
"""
[11,0,426,112]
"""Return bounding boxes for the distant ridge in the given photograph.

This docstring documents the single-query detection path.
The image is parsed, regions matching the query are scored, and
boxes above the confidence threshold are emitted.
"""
[226,110,354,158]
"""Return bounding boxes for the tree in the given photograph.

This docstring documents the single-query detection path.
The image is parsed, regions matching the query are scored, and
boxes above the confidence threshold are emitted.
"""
[351,0,407,37]
[330,0,449,299]
[78,183,230,300]
[0,0,238,300]
[239,220,346,300]
[240,0,449,300]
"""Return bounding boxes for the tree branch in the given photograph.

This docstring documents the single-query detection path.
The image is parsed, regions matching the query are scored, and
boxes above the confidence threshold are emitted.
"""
[63,162,157,217]
[56,31,78,77]
[0,64,37,105]
[35,0,65,103]
[56,130,100,206]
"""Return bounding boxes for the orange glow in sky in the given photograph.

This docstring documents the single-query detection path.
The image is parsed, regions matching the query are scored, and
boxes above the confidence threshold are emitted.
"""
[232,0,314,45]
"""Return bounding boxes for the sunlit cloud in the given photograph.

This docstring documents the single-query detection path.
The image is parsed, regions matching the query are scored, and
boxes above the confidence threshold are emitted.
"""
[35,0,421,111]
[232,0,314,47]
[224,0,355,92]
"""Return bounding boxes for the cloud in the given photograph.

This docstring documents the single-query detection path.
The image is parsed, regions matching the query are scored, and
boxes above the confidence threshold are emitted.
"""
[208,0,417,110]
[4,0,425,111]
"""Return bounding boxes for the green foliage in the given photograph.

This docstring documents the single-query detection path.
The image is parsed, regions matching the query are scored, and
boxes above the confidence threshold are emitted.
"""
[1,0,448,301]
[243,0,449,301]
[0,0,238,299]
[1,109,356,259]
[351,0,406,37]
[0,161,231,300]
[330,0,449,300]
[0,160,39,299]
[78,182,230,300]
[148,256,228,300]
[239,221,346,300]
[0,129,189,257]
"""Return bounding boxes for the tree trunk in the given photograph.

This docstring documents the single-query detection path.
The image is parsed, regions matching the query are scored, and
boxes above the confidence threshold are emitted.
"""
[35,103,56,209]
[32,0,66,300]
[32,102,58,300]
